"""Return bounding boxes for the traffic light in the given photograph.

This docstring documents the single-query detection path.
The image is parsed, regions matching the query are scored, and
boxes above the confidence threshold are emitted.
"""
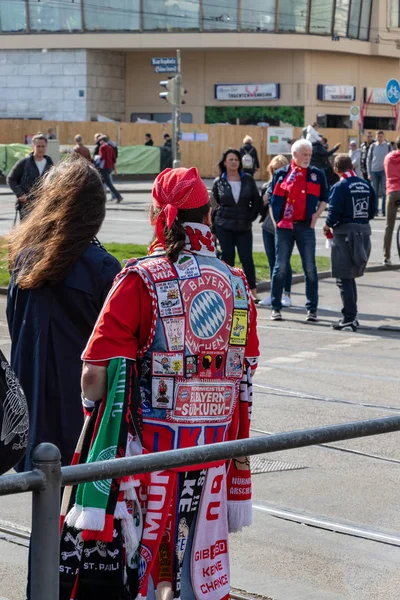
[160,77,177,105]
[160,75,187,105]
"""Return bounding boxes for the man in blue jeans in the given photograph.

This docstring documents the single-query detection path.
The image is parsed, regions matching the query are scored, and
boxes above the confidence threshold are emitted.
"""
[269,139,329,322]
[367,130,391,217]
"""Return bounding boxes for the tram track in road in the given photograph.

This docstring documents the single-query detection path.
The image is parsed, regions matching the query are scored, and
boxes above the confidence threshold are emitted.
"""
[253,382,400,414]
[0,519,30,548]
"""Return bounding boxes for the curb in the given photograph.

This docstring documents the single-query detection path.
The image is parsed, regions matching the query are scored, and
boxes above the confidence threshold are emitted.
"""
[1,264,398,297]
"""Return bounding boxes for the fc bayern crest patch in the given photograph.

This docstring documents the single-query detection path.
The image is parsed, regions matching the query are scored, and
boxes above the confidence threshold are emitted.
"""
[180,266,234,354]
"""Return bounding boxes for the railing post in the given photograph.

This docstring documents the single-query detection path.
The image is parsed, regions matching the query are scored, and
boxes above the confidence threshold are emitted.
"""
[31,443,61,600]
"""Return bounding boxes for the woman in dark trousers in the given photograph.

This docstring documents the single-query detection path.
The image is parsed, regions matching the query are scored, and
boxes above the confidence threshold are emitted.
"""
[212,148,261,301]
[7,155,121,472]
[259,155,293,307]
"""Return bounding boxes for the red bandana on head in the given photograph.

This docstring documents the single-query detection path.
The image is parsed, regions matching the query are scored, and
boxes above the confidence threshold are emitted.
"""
[152,167,209,243]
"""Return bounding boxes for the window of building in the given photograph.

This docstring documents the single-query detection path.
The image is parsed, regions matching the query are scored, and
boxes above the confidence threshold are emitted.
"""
[203,0,237,30]
[309,0,334,34]
[390,0,400,27]
[143,0,199,31]
[29,0,82,31]
[359,0,372,39]
[85,0,140,31]
[130,112,193,123]
[333,0,349,36]
[0,0,26,32]
[364,116,396,130]
[240,0,275,32]
[348,0,362,38]
[278,0,308,32]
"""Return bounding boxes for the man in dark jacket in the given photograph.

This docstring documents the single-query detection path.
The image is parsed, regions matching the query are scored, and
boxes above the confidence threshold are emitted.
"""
[324,154,376,331]
[360,131,374,180]
[310,139,340,172]
[7,134,53,220]
[239,135,260,177]
[269,139,329,322]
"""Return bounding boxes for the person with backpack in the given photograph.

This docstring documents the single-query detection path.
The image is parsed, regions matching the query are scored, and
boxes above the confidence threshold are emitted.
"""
[240,135,260,177]
[7,133,53,220]
[367,130,392,217]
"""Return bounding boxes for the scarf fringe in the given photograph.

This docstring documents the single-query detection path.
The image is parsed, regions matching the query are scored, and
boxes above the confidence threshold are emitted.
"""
[115,501,130,520]
[227,499,252,533]
[82,514,115,542]
[75,506,105,532]
[65,504,82,528]
[121,517,140,564]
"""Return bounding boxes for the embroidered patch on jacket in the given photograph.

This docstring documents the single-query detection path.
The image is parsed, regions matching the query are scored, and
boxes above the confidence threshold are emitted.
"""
[152,352,184,377]
[155,280,184,318]
[174,253,201,280]
[198,351,225,379]
[162,316,185,351]
[173,380,236,421]
[151,377,174,409]
[185,355,198,378]
[225,347,245,378]
[231,276,248,309]
[229,309,248,346]
[142,257,177,282]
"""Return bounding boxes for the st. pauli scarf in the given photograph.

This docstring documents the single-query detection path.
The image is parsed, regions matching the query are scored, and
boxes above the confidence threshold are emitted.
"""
[276,161,307,229]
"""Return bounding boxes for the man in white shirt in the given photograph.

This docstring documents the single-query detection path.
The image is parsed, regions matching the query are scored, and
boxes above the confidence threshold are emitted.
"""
[7,134,53,220]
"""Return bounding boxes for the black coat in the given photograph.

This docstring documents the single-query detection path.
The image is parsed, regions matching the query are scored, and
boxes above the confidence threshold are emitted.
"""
[7,153,53,199]
[212,173,261,232]
[310,141,336,170]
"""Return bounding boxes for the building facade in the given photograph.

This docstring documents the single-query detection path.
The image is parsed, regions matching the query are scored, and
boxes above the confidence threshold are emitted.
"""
[0,1,399,126]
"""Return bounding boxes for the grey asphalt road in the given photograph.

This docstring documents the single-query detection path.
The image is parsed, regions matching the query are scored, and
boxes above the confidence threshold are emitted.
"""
[1,270,400,599]
[0,189,398,264]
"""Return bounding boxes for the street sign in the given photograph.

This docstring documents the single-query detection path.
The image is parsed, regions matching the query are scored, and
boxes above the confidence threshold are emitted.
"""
[154,65,178,74]
[386,79,400,105]
[349,105,360,121]
[151,57,178,74]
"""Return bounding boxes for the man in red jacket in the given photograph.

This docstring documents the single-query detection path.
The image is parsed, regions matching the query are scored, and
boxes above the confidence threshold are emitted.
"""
[99,135,123,203]
[383,136,400,265]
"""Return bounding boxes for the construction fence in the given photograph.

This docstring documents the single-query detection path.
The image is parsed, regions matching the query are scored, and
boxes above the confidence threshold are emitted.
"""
[0,120,396,179]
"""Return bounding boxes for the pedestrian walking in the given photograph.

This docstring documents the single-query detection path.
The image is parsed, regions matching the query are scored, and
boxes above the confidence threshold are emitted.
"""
[269,139,329,322]
[7,133,53,220]
[348,140,362,177]
[145,133,154,146]
[163,133,172,148]
[383,135,400,265]
[98,135,123,203]
[212,148,261,302]
[360,131,374,180]
[73,134,92,161]
[6,156,121,471]
[259,154,293,308]
[239,135,260,177]
[60,166,259,599]
[324,154,376,331]
[367,130,392,217]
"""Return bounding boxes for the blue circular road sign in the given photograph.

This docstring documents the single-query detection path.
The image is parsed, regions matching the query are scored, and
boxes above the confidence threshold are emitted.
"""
[386,79,400,105]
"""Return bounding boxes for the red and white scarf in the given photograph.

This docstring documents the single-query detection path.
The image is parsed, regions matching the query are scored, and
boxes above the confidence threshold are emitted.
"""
[340,170,356,180]
[276,161,307,229]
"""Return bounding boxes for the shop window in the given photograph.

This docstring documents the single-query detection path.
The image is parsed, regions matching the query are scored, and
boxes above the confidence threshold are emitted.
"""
[359,0,372,40]
[203,0,237,31]
[29,0,82,31]
[85,0,140,31]
[0,0,26,32]
[348,0,361,38]
[309,0,334,34]
[143,0,199,30]
[364,116,396,131]
[333,0,349,37]
[240,0,275,32]
[390,0,400,27]
[130,112,193,123]
[278,0,307,32]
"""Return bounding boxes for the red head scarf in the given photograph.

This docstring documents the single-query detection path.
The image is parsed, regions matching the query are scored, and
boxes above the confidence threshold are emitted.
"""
[152,167,209,243]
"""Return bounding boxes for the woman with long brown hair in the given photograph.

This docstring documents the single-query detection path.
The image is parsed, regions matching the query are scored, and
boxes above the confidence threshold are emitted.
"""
[7,155,120,471]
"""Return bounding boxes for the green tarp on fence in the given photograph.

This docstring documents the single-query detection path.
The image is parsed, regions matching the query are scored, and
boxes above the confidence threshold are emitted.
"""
[0,144,31,176]
[0,143,169,176]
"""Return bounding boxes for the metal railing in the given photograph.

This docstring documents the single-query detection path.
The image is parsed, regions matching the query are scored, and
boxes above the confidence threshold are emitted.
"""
[1,414,400,600]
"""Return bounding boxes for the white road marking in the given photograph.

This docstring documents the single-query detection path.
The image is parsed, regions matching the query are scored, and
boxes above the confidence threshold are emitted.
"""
[267,357,304,364]
[292,351,319,359]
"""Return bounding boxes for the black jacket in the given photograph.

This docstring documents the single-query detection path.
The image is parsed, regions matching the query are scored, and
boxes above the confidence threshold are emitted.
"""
[212,173,261,232]
[310,141,336,170]
[7,153,53,199]
[360,140,374,173]
[239,143,260,173]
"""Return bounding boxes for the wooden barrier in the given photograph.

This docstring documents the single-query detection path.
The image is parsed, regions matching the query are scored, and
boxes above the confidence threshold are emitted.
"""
[0,120,397,179]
